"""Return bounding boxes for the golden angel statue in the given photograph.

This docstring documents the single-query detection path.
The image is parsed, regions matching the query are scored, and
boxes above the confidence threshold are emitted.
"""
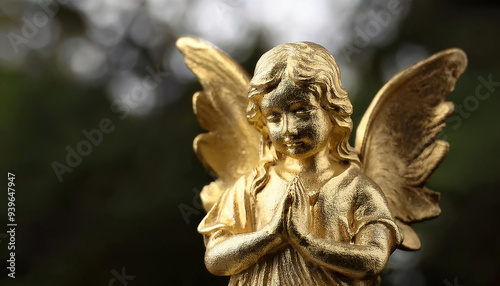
[177,37,467,285]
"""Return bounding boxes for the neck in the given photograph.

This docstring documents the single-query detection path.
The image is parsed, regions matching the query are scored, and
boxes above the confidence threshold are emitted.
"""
[278,148,336,177]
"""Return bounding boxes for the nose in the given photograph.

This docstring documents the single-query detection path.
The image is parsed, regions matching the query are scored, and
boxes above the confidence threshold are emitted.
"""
[281,114,298,136]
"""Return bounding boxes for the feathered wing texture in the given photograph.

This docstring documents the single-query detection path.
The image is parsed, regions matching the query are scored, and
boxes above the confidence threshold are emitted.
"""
[355,49,467,250]
[176,37,260,212]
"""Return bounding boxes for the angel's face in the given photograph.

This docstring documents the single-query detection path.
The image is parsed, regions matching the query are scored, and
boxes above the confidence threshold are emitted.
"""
[260,81,333,159]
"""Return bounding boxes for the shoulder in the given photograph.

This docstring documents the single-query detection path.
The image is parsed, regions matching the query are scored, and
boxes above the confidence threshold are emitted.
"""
[340,165,385,198]
[342,164,378,188]
[323,164,381,194]
[344,167,395,221]
[322,164,390,209]
[198,172,255,236]
[332,165,402,245]
[221,172,254,200]
[200,172,253,212]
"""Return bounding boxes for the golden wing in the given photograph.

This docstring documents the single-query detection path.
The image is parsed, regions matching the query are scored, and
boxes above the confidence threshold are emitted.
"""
[355,48,467,250]
[176,37,260,212]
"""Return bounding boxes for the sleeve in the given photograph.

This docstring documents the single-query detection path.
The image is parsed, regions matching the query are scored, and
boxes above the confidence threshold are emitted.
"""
[197,175,254,242]
[351,177,402,249]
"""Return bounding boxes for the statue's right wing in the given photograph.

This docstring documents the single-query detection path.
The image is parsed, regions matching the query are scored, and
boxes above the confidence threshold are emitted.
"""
[177,37,260,211]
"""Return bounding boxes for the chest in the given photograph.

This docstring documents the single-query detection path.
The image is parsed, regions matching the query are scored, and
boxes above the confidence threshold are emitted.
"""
[253,174,355,241]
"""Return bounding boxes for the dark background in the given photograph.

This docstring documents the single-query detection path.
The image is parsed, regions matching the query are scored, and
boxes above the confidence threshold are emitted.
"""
[0,0,499,285]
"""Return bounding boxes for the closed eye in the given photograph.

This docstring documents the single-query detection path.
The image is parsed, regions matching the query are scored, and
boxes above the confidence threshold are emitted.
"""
[294,108,313,118]
[266,112,281,123]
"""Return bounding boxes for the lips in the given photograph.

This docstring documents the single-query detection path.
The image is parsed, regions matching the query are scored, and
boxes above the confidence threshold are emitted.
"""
[284,141,303,148]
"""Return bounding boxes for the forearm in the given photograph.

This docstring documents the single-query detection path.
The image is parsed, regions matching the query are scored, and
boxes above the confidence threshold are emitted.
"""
[293,224,392,279]
[204,227,284,276]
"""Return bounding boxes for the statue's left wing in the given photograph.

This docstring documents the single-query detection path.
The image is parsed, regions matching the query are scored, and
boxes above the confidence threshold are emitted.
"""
[177,37,260,212]
[355,49,467,250]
